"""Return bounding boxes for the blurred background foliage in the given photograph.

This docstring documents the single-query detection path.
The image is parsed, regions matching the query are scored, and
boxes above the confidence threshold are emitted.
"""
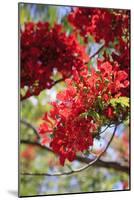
[19,3,130,197]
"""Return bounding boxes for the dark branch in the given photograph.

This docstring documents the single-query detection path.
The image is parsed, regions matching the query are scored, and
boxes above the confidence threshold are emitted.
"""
[90,44,105,59]
[21,139,52,152]
[21,119,40,139]
[51,78,65,86]
[20,120,129,176]
[20,138,129,175]
[21,78,65,101]
[76,155,129,174]
[99,123,112,135]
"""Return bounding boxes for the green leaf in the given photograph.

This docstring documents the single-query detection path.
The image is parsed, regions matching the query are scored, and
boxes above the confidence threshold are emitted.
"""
[110,97,129,108]
[48,6,57,26]
[80,110,100,121]
[61,16,73,34]
[83,150,90,156]
[80,112,88,119]
[20,6,31,25]
[88,110,100,120]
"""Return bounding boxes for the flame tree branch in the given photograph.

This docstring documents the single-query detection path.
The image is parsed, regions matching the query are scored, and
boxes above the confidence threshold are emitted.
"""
[20,120,129,176]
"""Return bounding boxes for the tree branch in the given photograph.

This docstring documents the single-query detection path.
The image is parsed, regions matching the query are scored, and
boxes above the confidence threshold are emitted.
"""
[21,140,129,174]
[21,78,65,101]
[20,125,129,176]
[99,123,112,135]
[76,155,129,174]
[20,120,129,176]
[20,139,129,175]
[51,78,65,86]
[21,119,40,139]
[90,44,105,59]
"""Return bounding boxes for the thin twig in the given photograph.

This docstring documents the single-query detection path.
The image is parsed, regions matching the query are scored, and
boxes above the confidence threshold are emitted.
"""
[99,123,111,135]
[21,79,65,101]
[21,139,53,152]
[90,44,105,59]
[51,78,65,86]
[20,119,40,139]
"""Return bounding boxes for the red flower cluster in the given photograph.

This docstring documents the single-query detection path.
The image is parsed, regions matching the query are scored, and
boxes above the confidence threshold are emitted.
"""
[39,62,129,165]
[21,22,89,100]
[111,40,130,97]
[20,7,130,166]
[68,8,129,44]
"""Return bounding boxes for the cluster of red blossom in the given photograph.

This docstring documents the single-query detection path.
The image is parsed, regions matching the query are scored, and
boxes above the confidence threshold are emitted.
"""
[21,22,89,100]
[20,7,130,165]
[38,62,129,165]
[68,8,130,97]
[66,7,130,97]
[68,8,129,44]
[111,39,130,97]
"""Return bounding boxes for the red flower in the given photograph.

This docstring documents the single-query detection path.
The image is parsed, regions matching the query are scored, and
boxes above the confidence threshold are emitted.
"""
[104,106,114,119]
[21,22,89,100]
[68,8,129,45]
[39,61,129,165]
[111,40,130,97]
